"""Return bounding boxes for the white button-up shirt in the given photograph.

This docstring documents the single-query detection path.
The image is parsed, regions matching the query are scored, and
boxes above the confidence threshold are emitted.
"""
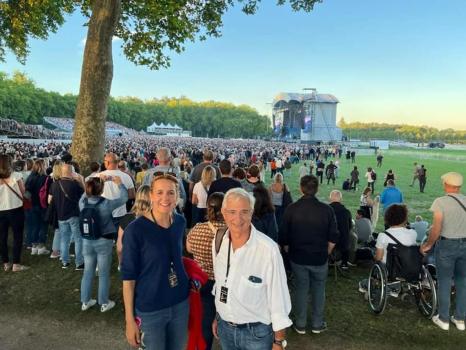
[212,225,292,331]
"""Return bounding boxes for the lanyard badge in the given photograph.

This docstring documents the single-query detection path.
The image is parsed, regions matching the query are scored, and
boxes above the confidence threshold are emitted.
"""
[168,264,178,288]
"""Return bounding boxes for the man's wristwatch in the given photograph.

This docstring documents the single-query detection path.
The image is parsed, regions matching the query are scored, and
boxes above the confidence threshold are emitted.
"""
[274,339,287,348]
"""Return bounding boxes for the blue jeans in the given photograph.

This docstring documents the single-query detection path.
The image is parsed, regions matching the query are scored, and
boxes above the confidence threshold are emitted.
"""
[29,206,48,245]
[435,238,466,322]
[217,316,273,350]
[58,216,83,266]
[80,238,113,305]
[136,298,189,350]
[52,228,60,252]
[291,261,328,329]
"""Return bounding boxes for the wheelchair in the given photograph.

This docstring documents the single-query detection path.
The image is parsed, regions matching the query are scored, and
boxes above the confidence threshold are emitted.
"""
[367,243,437,319]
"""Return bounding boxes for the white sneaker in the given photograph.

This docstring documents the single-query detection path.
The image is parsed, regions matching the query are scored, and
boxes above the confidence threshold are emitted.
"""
[81,299,97,311]
[432,315,449,331]
[100,300,115,313]
[31,247,38,255]
[451,316,465,331]
[37,247,50,255]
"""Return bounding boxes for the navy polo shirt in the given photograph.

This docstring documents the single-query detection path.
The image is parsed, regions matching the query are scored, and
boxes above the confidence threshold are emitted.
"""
[121,213,189,312]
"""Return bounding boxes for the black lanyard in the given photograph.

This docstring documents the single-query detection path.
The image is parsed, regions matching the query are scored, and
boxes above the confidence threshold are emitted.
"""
[225,237,232,283]
[150,211,175,268]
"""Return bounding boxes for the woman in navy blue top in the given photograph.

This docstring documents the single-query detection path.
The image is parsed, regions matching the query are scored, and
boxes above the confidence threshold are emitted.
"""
[122,174,189,350]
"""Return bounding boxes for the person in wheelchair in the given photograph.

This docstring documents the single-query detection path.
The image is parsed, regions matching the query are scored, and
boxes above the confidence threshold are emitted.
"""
[359,204,417,297]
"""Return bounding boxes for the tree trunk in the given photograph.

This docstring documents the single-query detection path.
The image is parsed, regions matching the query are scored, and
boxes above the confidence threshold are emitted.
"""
[70,0,121,175]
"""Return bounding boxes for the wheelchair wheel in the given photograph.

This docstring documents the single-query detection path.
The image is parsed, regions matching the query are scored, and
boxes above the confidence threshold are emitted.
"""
[368,262,388,314]
[415,265,437,319]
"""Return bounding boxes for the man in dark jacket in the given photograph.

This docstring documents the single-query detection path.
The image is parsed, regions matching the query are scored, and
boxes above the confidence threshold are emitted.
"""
[279,175,338,335]
[329,190,353,270]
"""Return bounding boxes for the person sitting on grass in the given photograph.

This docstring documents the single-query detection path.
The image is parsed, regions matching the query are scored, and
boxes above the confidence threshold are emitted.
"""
[358,204,417,296]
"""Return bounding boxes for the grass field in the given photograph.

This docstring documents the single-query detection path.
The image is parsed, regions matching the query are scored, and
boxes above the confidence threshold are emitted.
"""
[1,149,465,349]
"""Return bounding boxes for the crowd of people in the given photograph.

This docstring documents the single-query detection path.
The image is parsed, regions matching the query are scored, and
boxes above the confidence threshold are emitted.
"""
[0,117,67,139]
[0,135,465,350]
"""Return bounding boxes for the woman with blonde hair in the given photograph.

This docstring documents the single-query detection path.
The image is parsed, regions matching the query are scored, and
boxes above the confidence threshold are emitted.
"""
[122,174,189,350]
[192,165,216,226]
[117,185,151,265]
[269,172,292,228]
[48,160,63,259]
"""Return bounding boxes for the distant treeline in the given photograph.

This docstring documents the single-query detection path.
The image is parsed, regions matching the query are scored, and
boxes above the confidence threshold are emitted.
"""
[0,71,270,138]
[339,118,466,144]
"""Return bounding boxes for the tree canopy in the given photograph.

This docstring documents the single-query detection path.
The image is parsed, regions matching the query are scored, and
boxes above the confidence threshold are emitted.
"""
[338,118,466,144]
[0,71,270,138]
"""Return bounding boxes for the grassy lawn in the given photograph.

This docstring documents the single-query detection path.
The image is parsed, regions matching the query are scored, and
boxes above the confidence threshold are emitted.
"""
[1,149,465,349]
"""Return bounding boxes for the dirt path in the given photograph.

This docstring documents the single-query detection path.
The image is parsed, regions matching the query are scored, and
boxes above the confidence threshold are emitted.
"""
[0,313,127,350]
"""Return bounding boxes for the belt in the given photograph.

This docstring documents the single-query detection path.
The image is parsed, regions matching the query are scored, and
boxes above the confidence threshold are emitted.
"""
[224,321,264,329]
[440,236,466,242]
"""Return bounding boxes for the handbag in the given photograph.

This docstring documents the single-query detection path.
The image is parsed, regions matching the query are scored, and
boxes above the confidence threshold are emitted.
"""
[384,231,422,282]
[282,184,293,208]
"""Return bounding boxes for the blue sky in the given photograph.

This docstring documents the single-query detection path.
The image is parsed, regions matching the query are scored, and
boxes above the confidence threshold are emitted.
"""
[2,0,466,129]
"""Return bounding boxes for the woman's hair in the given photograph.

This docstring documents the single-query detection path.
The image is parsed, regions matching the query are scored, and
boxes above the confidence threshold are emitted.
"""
[273,172,283,184]
[52,160,63,180]
[232,167,246,180]
[367,167,372,172]
[0,154,13,179]
[201,165,216,187]
[32,159,46,175]
[85,177,105,196]
[363,187,372,195]
[131,185,151,216]
[26,158,34,171]
[253,185,274,217]
[150,173,180,199]
[207,192,225,222]
[384,204,408,227]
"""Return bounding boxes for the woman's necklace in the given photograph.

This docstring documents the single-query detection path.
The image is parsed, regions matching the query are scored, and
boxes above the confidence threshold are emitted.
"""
[150,210,173,228]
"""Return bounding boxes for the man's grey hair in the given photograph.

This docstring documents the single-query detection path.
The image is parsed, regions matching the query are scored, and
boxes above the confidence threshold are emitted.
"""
[61,163,73,176]
[222,187,255,211]
[329,190,342,202]
[157,147,171,163]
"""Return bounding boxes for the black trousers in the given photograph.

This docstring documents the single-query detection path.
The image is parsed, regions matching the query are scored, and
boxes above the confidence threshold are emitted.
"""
[419,176,427,192]
[0,206,25,264]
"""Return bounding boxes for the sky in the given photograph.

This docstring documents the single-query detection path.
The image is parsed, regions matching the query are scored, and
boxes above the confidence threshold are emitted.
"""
[1,0,466,130]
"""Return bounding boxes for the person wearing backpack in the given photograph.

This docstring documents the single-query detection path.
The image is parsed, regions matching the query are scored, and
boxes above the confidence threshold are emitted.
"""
[79,175,128,313]
[365,167,376,193]
[49,163,85,270]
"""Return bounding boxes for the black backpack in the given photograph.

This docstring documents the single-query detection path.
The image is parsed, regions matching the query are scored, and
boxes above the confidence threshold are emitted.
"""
[79,197,105,240]
[371,171,377,181]
[384,231,422,282]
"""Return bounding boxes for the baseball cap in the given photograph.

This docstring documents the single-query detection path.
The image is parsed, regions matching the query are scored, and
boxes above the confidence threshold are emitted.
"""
[441,172,463,187]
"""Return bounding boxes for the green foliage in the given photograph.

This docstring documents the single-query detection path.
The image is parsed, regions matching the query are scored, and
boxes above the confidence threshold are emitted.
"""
[0,71,270,137]
[0,1,322,69]
[338,119,466,144]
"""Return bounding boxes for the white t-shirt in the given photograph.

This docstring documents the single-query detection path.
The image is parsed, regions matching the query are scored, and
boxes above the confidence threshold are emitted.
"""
[0,172,23,211]
[193,181,209,209]
[376,227,417,263]
[98,169,134,217]
[365,171,374,183]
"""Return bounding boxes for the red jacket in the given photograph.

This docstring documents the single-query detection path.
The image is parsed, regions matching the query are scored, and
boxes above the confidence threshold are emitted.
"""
[183,257,209,350]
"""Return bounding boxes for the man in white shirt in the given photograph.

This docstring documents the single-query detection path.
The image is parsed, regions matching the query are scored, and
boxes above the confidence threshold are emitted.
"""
[212,188,291,350]
[99,153,135,226]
